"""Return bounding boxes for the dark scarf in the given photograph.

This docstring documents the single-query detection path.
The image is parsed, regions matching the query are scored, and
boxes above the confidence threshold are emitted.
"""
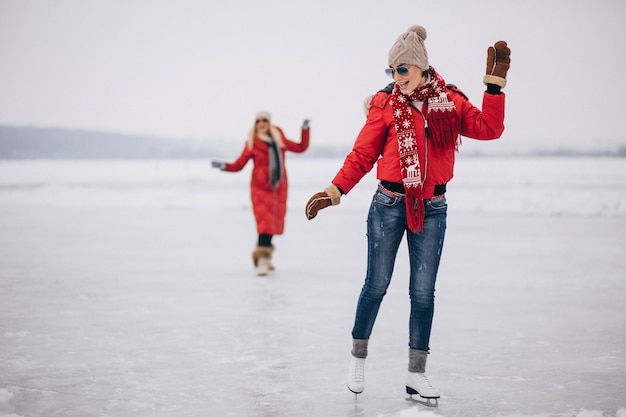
[389,66,457,232]
[267,132,283,189]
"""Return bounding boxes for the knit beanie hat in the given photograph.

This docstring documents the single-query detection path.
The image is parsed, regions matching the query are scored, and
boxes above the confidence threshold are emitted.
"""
[388,25,429,70]
[255,110,271,122]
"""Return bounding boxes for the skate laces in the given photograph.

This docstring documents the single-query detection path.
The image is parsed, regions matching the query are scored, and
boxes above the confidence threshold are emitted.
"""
[350,358,365,383]
[419,373,434,389]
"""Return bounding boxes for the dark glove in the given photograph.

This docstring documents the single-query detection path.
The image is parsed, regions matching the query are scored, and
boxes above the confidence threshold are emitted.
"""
[483,41,511,89]
[302,119,310,130]
[305,184,341,220]
[211,161,225,170]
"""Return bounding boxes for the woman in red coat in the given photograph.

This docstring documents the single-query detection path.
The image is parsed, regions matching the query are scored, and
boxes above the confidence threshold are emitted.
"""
[212,111,310,276]
[306,25,510,402]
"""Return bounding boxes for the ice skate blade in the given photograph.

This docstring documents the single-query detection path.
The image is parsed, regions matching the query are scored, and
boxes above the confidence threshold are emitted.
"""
[347,384,363,397]
[406,386,439,407]
[406,392,438,407]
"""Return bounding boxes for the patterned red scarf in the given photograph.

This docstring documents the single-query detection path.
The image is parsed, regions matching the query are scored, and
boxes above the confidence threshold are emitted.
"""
[389,67,457,232]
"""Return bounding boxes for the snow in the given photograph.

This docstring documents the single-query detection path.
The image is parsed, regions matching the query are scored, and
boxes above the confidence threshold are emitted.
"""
[0,157,625,417]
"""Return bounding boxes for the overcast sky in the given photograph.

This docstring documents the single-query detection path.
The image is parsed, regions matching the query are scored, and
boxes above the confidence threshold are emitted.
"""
[1,0,625,154]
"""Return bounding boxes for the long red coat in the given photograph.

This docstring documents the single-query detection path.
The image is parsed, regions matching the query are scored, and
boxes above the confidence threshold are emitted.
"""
[223,126,310,235]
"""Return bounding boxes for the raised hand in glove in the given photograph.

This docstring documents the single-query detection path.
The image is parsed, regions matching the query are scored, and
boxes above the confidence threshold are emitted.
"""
[211,161,225,170]
[305,184,341,220]
[483,41,511,89]
[302,119,310,130]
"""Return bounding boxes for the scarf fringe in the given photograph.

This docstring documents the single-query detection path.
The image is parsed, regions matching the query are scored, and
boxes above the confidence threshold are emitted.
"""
[428,118,460,151]
[405,186,424,233]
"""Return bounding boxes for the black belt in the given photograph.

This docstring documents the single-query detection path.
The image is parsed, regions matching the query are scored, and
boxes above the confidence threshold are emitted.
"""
[380,181,446,196]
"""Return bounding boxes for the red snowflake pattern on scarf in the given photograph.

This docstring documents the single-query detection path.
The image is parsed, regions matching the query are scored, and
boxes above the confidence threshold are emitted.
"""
[389,67,457,232]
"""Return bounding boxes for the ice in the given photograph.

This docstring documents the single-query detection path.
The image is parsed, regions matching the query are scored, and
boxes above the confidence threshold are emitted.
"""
[0,157,625,417]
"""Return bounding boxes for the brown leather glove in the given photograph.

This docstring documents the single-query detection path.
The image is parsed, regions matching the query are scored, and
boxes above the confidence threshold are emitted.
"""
[305,184,341,220]
[483,41,511,88]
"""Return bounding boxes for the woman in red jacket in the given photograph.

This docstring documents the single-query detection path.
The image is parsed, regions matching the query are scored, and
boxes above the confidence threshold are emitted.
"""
[213,111,310,276]
[306,25,510,402]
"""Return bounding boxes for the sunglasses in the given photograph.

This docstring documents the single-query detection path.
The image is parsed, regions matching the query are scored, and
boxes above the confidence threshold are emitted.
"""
[385,65,410,78]
[255,119,269,124]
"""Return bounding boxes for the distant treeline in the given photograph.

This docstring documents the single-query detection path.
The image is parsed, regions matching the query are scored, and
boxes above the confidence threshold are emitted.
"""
[0,126,624,159]
[0,126,347,159]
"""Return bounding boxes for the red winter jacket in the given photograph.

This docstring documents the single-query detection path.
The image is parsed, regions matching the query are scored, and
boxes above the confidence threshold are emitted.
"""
[224,126,310,235]
[332,87,505,198]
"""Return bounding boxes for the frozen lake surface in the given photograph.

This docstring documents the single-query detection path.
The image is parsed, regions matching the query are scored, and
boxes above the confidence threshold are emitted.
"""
[1,157,625,417]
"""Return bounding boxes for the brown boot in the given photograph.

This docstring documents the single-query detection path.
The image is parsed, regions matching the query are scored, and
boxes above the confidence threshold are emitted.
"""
[252,245,273,276]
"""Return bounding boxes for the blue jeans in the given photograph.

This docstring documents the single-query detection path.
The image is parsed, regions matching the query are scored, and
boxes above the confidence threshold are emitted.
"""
[351,184,447,352]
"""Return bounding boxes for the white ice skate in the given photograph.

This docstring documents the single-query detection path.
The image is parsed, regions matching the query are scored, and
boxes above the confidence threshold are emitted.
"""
[406,372,440,406]
[346,356,365,396]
